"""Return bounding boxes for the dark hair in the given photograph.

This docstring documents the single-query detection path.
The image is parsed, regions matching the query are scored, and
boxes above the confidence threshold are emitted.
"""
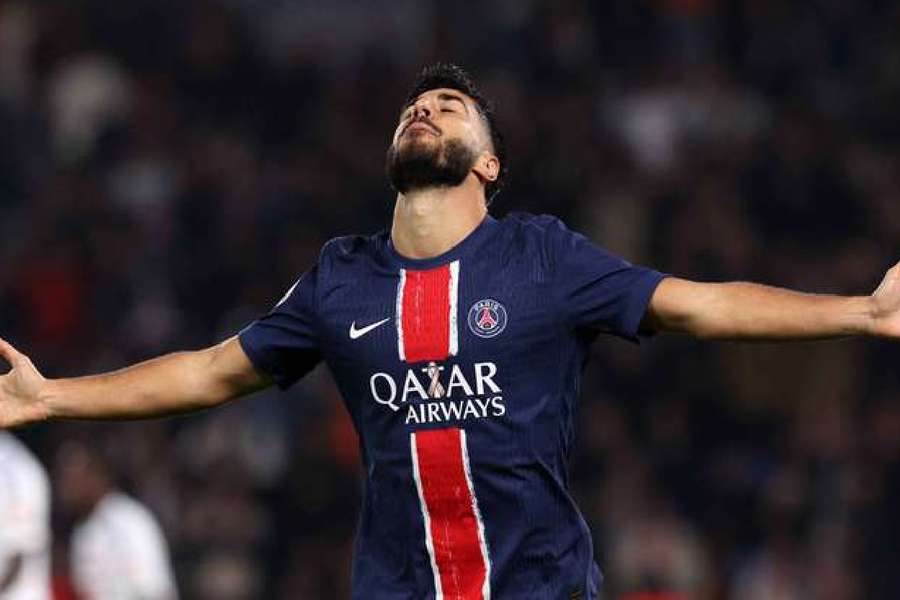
[404,63,507,202]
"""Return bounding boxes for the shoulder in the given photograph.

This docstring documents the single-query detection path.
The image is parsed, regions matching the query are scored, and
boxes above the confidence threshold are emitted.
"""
[495,212,582,260]
[315,231,385,274]
[104,493,160,526]
[86,493,166,545]
[498,212,580,246]
[320,232,383,261]
[279,232,383,303]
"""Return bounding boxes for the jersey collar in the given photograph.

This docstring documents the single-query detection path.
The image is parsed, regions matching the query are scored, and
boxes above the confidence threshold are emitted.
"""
[383,215,498,270]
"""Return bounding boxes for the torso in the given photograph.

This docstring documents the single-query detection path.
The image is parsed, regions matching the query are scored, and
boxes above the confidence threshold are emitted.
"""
[240,212,666,599]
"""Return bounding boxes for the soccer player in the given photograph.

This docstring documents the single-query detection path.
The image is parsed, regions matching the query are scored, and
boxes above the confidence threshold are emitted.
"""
[0,432,51,600]
[55,439,178,600]
[1,63,899,599]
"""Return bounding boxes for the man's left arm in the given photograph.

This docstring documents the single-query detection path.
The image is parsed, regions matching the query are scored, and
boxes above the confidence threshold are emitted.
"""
[642,262,900,340]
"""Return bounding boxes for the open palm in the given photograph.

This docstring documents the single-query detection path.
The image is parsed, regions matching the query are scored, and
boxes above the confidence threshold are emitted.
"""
[0,339,47,428]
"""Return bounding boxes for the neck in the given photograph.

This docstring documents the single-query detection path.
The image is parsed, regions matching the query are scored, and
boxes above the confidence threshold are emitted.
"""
[391,181,487,259]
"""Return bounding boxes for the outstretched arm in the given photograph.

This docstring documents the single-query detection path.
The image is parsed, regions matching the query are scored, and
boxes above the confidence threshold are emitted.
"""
[0,336,270,428]
[644,262,900,340]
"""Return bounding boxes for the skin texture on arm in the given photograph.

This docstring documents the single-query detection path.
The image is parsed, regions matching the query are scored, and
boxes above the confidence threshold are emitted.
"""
[643,268,900,340]
[0,336,270,429]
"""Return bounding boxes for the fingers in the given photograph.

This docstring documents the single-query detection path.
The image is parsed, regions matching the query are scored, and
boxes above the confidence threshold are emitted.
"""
[0,337,20,367]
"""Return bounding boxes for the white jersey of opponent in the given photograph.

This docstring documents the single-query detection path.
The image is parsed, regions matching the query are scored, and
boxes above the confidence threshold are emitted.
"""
[0,432,51,600]
[71,492,178,600]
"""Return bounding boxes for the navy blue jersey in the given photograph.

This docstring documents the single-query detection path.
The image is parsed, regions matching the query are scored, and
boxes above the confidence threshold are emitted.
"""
[239,213,666,599]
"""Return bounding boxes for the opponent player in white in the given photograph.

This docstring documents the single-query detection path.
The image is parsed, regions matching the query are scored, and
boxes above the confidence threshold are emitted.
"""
[56,439,178,600]
[0,432,51,600]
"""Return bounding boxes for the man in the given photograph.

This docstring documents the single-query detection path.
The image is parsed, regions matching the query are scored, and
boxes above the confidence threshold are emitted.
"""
[1,63,898,599]
[55,438,178,600]
[0,432,51,600]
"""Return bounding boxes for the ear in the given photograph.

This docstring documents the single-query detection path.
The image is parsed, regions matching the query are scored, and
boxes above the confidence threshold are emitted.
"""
[472,152,500,184]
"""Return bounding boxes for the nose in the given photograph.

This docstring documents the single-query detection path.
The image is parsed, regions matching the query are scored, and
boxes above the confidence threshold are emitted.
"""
[412,98,433,119]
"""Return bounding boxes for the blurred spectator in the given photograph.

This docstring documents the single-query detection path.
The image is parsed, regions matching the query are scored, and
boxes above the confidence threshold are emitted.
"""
[55,439,178,600]
[0,432,51,600]
[609,504,712,599]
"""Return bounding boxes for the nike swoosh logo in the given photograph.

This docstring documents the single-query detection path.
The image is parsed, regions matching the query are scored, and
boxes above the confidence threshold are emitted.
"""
[349,318,391,340]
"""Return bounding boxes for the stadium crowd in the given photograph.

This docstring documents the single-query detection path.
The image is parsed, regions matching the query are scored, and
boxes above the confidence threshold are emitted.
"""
[2,0,900,598]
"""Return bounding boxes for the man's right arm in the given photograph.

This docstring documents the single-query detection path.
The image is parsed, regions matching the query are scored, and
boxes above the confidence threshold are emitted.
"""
[0,336,270,428]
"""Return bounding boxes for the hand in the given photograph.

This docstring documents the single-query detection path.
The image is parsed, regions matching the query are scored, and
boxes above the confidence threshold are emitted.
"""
[870,261,900,337]
[0,338,49,428]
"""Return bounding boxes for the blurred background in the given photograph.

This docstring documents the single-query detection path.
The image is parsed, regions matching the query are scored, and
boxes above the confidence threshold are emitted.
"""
[2,0,900,598]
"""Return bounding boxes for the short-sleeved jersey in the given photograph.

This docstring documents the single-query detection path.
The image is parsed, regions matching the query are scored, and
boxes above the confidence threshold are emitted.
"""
[0,432,51,600]
[240,213,666,599]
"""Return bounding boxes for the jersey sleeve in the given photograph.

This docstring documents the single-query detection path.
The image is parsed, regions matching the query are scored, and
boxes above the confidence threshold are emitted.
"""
[550,219,667,342]
[238,267,322,389]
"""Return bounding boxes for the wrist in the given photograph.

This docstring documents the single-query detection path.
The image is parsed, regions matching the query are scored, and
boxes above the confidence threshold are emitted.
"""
[861,295,880,336]
[36,378,60,422]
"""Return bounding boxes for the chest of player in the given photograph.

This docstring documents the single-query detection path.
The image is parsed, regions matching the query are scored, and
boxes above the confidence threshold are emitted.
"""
[316,258,561,421]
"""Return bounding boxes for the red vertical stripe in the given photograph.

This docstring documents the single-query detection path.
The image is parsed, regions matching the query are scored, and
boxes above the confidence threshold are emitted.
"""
[413,428,488,599]
[402,265,451,363]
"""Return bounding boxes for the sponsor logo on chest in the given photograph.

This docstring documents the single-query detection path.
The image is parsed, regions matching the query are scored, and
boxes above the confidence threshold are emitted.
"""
[369,361,505,424]
[358,260,511,424]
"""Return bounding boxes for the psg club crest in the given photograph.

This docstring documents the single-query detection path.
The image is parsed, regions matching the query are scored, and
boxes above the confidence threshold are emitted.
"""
[467,299,508,338]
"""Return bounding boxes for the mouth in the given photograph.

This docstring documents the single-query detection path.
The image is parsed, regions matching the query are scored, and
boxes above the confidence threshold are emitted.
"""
[402,120,441,138]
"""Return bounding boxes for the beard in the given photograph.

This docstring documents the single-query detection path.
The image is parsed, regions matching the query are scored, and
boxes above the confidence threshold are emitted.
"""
[386,135,477,194]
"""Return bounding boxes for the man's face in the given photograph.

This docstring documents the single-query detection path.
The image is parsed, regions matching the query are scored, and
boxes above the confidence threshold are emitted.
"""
[386,87,492,194]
